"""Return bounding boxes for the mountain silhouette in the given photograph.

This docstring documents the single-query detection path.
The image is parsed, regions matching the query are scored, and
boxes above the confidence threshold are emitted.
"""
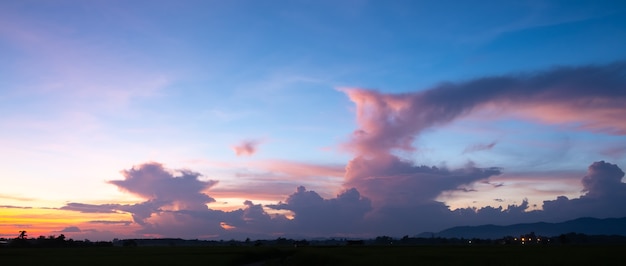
[423,217,626,239]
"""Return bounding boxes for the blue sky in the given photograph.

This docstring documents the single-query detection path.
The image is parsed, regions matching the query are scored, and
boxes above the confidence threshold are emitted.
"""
[1,0,625,240]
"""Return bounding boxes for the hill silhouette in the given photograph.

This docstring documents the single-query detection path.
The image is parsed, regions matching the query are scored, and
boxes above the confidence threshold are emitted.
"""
[425,217,626,239]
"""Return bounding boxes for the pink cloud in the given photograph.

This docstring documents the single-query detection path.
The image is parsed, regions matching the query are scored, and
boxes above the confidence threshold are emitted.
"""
[232,140,261,156]
[207,160,346,202]
[254,160,345,178]
[342,62,626,158]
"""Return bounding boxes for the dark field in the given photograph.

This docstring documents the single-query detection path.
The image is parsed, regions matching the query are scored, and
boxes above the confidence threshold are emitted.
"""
[2,245,625,265]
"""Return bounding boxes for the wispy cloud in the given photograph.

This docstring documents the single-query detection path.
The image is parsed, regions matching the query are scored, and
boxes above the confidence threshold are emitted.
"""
[60,203,120,214]
[0,194,35,201]
[463,142,497,154]
[251,160,345,179]
[0,205,33,209]
[88,220,133,226]
[601,145,626,159]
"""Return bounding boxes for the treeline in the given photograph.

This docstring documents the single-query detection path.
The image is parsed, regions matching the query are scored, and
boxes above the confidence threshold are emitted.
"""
[111,233,626,247]
[1,234,113,248]
[3,232,626,248]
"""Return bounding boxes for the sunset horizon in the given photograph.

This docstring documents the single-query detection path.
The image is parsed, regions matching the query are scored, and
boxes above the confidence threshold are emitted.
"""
[1,0,625,242]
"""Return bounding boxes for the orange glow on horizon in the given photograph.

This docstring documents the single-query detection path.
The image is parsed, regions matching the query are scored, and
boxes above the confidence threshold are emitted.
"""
[0,207,132,239]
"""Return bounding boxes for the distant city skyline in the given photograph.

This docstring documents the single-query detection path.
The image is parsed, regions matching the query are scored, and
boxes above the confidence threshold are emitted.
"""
[1,0,625,240]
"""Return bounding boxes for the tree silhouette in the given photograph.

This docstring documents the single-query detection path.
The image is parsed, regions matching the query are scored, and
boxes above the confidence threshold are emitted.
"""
[18,230,27,239]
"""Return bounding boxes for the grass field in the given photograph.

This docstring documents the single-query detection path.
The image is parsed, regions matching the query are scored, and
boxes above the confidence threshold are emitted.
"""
[2,245,625,265]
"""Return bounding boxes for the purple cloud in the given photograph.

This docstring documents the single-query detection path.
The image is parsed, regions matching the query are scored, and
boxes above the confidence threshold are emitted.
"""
[267,186,372,235]
[535,161,626,221]
[581,161,626,199]
[109,162,217,211]
[345,154,501,206]
[58,160,626,239]
[334,61,626,234]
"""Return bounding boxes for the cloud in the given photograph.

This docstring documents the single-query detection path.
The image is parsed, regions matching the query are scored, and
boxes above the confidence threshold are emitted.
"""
[61,162,293,239]
[539,161,626,220]
[581,161,626,199]
[267,186,372,235]
[0,194,35,201]
[60,203,120,213]
[109,162,218,211]
[59,226,81,233]
[253,160,345,179]
[60,201,161,226]
[341,61,626,157]
[207,160,345,203]
[61,163,224,233]
[0,205,32,209]
[334,61,626,234]
[88,220,133,226]
[60,61,626,239]
[345,154,501,206]
[232,140,261,156]
[463,141,497,154]
[58,160,626,239]
[600,145,626,159]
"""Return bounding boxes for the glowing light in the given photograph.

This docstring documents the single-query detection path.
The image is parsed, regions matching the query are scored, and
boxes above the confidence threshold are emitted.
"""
[219,222,236,230]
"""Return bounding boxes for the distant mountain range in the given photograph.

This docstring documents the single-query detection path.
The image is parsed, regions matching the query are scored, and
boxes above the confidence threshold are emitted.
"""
[419,217,626,239]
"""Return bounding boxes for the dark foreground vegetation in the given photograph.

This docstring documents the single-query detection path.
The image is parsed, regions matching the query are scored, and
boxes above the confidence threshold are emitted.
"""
[1,245,625,265]
[3,232,626,265]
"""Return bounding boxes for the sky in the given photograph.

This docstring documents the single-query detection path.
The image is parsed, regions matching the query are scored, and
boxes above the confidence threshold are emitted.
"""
[1,0,625,241]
